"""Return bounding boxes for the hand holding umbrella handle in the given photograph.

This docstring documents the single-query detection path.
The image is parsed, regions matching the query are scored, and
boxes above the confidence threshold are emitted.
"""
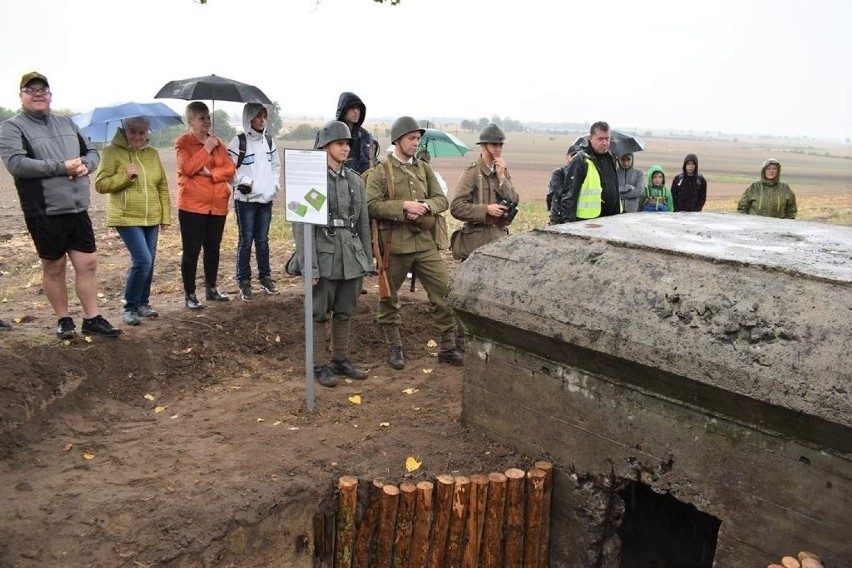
[126,152,138,180]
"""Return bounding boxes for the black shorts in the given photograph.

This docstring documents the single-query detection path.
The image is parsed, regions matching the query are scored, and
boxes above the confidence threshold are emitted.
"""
[24,211,97,260]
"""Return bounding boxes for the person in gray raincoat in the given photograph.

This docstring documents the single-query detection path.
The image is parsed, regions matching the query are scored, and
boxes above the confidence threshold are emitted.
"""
[287,121,374,387]
[616,153,645,213]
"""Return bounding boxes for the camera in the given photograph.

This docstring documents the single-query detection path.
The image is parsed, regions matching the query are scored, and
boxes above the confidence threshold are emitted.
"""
[498,198,519,223]
[237,183,252,195]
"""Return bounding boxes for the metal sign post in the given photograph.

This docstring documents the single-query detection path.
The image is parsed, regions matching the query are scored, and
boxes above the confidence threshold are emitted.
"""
[284,149,329,412]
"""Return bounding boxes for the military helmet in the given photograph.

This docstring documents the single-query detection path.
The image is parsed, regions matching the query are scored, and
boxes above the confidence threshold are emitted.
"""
[316,120,352,149]
[390,116,425,144]
[477,123,505,145]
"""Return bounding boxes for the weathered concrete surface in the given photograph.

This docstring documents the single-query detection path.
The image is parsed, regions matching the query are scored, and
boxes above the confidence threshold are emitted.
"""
[447,213,851,567]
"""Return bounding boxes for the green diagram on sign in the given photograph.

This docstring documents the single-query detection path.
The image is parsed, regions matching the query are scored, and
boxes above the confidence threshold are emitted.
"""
[304,188,326,211]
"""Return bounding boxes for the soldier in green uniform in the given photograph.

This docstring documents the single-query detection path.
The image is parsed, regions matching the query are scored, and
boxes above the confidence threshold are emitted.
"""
[449,123,520,260]
[288,121,374,387]
[366,116,463,370]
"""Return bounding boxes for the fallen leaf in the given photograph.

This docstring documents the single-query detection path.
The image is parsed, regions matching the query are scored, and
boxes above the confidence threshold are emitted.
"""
[348,395,362,405]
[63,340,71,346]
[170,414,179,419]
[427,339,437,348]
[96,292,104,298]
[84,336,93,343]
[402,388,419,395]
[83,452,95,460]
[13,317,22,324]
[422,368,433,374]
[275,334,281,343]
[144,393,155,401]
[379,422,390,427]
[287,427,299,431]
[405,456,422,472]
[256,418,265,422]
[64,443,73,452]
[272,421,282,426]
[154,406,167,414]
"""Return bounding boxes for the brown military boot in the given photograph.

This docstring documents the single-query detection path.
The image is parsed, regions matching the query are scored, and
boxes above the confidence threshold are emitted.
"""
[438,330,464,366]
[383,325,405,370]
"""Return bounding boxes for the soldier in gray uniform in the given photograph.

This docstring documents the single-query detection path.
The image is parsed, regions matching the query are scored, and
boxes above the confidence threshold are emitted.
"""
[288,121,374,387]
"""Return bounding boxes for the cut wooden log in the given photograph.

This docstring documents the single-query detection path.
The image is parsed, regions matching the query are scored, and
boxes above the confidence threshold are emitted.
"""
[503,468,526,568]
[375,484,401,568]
[353,479,385,568]
[445,475,471,568]
[800,560,823,568]
[335,476,358,568]
[407,481,434,568]
[323,509,336,568]
[480,472,507,568]
[534,461,554,568]
[781,556,801,568]
[427,474,455,568]
[523,468,547,568]
[392,482,417,568]
[798,551,822,563]
[313,511,325,568]
[462,473,489,568]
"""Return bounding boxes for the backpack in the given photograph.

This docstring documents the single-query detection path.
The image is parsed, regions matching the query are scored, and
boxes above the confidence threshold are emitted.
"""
[236,132,274,168]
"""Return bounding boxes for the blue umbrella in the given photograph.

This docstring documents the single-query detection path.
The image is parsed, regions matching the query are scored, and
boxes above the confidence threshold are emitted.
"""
[73,101,183,143]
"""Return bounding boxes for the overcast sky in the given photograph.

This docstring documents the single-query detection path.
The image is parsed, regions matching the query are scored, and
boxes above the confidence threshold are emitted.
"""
[2,0,850,140]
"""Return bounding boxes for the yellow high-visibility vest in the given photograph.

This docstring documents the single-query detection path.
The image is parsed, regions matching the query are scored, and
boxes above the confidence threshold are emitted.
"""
[576,156,603,219]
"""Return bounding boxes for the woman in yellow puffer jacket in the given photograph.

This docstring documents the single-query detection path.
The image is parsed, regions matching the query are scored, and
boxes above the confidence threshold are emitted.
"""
[95,117,171,326]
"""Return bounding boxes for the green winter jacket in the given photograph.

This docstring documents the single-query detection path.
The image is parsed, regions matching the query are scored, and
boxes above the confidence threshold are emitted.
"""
[641,165,674,212]
[737,159,797,219]
[95,129,171,227]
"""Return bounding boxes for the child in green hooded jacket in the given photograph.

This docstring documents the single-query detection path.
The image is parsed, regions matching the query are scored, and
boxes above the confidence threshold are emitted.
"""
[641,165,674,212]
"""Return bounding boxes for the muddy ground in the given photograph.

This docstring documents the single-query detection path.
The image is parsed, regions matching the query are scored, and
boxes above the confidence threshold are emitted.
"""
[0,154,533,567]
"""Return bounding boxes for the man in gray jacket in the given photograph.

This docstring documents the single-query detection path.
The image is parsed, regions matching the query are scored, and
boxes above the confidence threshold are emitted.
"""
[617,153,645,213]
[0,72,120,339]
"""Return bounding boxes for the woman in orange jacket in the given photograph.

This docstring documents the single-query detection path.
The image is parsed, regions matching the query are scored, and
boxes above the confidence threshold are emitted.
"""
[175,101,236,309]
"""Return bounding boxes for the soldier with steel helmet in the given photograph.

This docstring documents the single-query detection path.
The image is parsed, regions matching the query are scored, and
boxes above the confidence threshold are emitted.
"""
[448,122,520,261]
[288,120,374,388]
[366,116,463,370]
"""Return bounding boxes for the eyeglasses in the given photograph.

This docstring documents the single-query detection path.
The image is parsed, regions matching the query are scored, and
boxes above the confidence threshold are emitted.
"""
[21,86,51,95]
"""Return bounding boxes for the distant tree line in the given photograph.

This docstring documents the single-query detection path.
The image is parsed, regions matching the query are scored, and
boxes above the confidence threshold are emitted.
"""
[459,115,524,133]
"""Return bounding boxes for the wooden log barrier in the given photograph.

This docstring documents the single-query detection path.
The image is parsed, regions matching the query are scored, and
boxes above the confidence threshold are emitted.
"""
[353,479,385,568]
[462,473,489,568]
[392,481,417,568]
[445,475,471,567]
[503,468,527,568]
[407,481,434,568]
[335,476,359,568]
[375,484,401,568]
[534,461,554,568]
[427,474,455,568]
[480,472,508,568]
[522,468,547,568]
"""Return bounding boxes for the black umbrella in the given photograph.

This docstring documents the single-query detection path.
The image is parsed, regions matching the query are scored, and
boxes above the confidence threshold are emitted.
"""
[573,130,645,156]
[154,74,272,105]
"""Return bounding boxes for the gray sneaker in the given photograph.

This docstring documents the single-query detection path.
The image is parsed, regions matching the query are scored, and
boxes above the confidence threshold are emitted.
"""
[259,276,279,295]
[137,305,159,317]
[239,280,253,301]
[123,310,140,326]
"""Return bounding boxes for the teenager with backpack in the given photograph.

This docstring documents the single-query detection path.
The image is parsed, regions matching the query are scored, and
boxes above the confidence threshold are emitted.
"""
[227,103,281,301]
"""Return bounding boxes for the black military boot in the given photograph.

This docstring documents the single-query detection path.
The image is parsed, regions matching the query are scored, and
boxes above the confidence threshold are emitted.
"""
[438,330,464,366]
[330,359,368,380]
[206,285,229,301]
[314,365,338,388]
[383,326,405,370]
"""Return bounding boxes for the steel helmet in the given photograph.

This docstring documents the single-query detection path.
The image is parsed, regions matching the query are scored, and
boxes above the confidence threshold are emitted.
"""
[477,123,505,145]
[316,121,353,149]
[390,116,425,144]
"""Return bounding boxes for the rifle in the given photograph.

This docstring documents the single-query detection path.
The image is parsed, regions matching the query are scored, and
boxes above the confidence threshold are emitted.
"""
[371,219,391,299]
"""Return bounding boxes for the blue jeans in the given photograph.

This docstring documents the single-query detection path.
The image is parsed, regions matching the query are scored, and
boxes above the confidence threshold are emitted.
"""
[234,200,272,282]
[116,225,159,311]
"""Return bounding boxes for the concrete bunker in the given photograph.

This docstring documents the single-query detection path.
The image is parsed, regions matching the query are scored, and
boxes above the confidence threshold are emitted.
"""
[448,213,851,567]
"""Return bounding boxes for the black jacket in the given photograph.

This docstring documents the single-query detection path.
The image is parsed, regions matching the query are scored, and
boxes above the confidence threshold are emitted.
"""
[671,153,707,212]
[550,149,619,223]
